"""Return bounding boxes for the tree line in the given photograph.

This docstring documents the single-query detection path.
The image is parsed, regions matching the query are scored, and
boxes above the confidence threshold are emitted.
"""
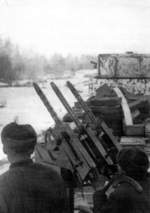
[0,38,95,84]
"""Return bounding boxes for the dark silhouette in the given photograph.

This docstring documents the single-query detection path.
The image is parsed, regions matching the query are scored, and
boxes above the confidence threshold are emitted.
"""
[0,122,69,213]
[93,147,150,213]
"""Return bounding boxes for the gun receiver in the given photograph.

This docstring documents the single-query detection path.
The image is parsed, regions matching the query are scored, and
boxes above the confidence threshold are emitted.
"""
[33,83,96,184]
[66,81,121,155]
[50,82,114,170]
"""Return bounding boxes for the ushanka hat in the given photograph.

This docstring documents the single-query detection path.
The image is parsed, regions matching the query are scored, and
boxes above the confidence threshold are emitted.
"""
[1,122,37,153]
[117,147,149,180]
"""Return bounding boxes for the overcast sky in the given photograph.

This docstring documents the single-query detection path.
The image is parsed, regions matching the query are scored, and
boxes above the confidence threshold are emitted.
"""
[0,0,150,56]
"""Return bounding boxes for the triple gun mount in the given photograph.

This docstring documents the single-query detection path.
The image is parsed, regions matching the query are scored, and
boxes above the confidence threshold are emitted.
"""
[33,81,121,186]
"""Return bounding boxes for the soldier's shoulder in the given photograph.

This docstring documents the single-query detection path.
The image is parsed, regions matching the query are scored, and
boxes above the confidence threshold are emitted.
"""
[147,172,150,179]
[108,175,143,198]
[33,162,60,172]
[0,170,10,189]
[32,162,63,180]
[0,169,10,179]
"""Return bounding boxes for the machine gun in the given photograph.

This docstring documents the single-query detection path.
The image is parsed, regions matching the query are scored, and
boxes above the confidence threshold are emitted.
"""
[33,83,97,185]
[66,81,121,161]
[50,82,120,177]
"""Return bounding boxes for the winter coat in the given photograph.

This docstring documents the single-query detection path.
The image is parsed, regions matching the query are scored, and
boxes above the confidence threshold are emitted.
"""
[93,174,150,213]
[0,159,68,213]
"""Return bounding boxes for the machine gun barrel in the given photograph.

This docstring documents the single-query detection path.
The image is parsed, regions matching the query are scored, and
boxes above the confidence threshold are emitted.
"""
[33,83,61,125]
[66,81,121,152]
[50,82,114,167]
[66,81,96,123]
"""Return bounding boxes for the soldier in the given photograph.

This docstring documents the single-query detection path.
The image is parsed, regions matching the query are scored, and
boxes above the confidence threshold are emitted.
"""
[0,122,68,213]
[93,147,150,213]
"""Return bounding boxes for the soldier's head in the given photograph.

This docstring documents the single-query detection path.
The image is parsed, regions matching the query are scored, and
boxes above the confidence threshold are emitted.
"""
[117,147,149,180]
[1,122,37,162]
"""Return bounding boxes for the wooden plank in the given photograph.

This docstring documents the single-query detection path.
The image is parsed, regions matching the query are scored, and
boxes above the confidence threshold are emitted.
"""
[90,106,122,115]
[87,97,121,106]
[114,87,133,125]
[120,137,146,147]
[129,98,148,111]
[124,124,145,136]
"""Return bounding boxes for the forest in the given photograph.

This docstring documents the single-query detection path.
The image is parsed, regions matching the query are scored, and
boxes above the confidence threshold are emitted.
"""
[0,38,95,84]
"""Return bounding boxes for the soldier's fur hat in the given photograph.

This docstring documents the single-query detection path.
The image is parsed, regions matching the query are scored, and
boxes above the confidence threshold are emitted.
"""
[117,147,149,180]
[1,122,37,154]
